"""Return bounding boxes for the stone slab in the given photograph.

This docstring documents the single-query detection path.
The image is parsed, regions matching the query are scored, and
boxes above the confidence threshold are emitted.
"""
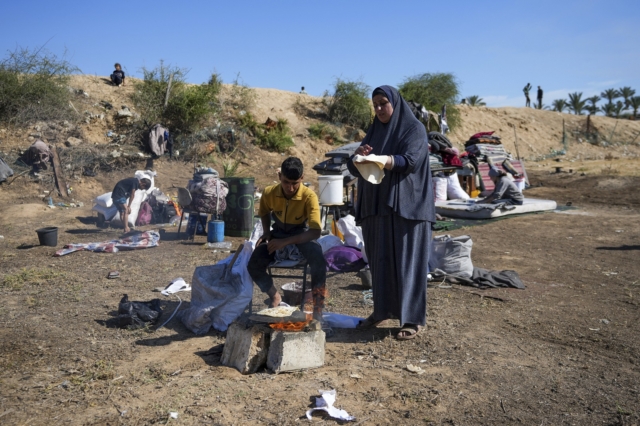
[220,321,271,375]
[267,330,325,373]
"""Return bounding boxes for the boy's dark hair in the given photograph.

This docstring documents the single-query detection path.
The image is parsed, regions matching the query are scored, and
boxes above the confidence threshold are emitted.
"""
[114,63,121,69]
[139,178,151,188]
[281,157,304,180]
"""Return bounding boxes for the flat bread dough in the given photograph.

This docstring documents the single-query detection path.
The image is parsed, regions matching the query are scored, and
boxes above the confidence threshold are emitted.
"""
[353,154,387,184]
[256,306,300,317]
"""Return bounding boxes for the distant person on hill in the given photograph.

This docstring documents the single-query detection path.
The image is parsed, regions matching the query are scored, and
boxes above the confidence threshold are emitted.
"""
[110,63,126,86]
[111,177,151,233]
[523,83,532,107]
[537,86,543,109]
[299,86,307,94]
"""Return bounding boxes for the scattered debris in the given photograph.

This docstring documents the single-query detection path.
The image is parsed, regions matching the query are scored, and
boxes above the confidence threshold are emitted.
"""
[406,364,425,375]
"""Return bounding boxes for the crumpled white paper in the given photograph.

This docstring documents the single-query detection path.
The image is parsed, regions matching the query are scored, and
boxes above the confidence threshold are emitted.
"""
[161,277,191,296]
[306,389,355,421]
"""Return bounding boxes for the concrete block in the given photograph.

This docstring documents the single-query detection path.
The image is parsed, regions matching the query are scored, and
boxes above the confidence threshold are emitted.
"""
[267,330,325,373]
[221,322,271,375]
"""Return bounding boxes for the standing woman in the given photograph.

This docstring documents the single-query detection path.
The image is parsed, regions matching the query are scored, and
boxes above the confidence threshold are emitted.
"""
[347,85,436,340]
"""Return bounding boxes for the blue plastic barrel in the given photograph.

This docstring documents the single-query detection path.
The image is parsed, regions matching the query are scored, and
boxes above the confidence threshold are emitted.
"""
[207,220,225,243]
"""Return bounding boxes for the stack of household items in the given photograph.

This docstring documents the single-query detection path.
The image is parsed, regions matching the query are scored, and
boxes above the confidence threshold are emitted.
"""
[427,132,469,202]
[435,131,557,220]
[184,167,229,235]
[461,131,527,196]
[92,170,179,228]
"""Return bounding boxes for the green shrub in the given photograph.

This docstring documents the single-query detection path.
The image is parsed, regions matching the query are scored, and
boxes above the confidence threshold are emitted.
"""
[131,61,221,134]
[398,72,461,130]
[0,46,78,124]
[308,123,343,145]
[326,79,372,130]
[236,112,293,152]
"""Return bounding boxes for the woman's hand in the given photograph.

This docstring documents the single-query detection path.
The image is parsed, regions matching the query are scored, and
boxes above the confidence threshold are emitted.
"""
[354,144,373,157]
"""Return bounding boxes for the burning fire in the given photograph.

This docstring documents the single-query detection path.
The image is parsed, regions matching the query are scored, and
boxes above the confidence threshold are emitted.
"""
[269,321,309,332]
[268,313,313,332]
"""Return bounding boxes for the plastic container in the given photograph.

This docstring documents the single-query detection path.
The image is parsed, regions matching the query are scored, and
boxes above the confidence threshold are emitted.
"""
[317,175,343,205]
[36,227,58,247]
[222,177,255,238]
[207,220,225,243]
[281,282,312,307]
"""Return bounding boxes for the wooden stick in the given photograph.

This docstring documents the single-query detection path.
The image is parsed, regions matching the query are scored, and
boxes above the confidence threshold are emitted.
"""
[163,73,174,111]
[50,145,69,199]
[512,126,522,160]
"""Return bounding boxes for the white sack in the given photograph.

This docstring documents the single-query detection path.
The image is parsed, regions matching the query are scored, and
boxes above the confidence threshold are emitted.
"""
[433,177,448,201]
[91,203,118,221]
[336,214,368,263]
[429,234,474,278]
[94,192,113,208]
[446,172,469,200]
[134,170,157,195]
[110,190,145,228]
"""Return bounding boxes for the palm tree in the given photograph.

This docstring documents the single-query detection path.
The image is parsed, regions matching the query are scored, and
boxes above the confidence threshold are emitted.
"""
[567,92,587,115]
[629,96,640,119]
[614,101,625,118]
[601,88,620,105]
[618,86,636,109]
[467,95,486,106]
[585,95,600,115]
[602,102,616,117]
[551,99,568,112]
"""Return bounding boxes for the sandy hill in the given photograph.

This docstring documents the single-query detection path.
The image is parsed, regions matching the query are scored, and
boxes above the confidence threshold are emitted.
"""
[1,74,639,198]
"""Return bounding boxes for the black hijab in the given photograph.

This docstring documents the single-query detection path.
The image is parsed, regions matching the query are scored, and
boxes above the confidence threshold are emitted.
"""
[348,85,435,222]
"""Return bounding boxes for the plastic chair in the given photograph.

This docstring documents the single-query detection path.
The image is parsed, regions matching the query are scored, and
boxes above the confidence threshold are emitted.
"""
[177,187,199,239]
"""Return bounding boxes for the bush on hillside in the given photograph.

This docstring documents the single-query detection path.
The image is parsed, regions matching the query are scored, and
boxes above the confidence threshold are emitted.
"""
[308,123,343,145]
[131,61,221,134]
[237,112,294,153]
[398,72,461,130]
[0,46,79,124]
[326,79,372,131]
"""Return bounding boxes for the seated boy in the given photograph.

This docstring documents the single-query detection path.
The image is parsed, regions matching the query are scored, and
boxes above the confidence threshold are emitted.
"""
[110,63,126,86]
[247,157,327,323]
[111,177,151,233]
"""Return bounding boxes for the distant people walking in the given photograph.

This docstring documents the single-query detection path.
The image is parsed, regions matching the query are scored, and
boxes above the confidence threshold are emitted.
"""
[537,86,543,109]
[110,63,125,86]
[299,86,307,94]
[523,83,532,107]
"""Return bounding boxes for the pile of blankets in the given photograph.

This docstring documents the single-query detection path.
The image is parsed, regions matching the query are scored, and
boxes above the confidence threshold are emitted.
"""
[187,168,228,216]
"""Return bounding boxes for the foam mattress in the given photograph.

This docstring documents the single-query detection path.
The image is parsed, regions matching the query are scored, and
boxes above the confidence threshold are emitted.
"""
[436,198,557,219]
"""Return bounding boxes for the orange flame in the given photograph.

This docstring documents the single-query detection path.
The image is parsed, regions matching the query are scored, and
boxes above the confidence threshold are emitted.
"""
[268,321,309,331]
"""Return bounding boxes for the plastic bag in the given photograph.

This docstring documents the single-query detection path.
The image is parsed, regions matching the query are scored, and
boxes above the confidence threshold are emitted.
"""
[336,215,368,263]
[181,223,261,333]
[317,234,343,253]
[136,201,153,226]
[322,313,365,329]
[429,234,474,278]
[117,294,162,329]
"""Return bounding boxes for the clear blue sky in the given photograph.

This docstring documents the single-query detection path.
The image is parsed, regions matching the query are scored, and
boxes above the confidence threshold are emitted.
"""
[2,0,638,108]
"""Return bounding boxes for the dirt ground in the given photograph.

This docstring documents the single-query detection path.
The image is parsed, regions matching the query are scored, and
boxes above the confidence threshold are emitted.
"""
[0,160,638,425]
[1,78,640,425]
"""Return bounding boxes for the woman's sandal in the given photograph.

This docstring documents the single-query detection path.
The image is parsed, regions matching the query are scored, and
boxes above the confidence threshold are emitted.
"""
[396,324,421,340]
[356,314,385,329]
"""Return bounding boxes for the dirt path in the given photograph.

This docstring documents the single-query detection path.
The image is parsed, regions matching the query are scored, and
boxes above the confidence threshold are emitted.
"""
[0,166,639,425]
